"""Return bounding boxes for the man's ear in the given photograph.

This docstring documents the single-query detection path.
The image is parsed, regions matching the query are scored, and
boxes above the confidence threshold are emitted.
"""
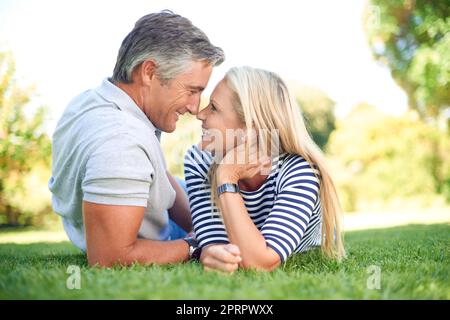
[140,60,157,85]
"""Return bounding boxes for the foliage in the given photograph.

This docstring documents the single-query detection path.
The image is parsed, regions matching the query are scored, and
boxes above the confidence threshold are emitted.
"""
[364,0,450,119]
[295,85,336,150]
[161,110,203,179]
[328,103,450,211]
[0,52,52,226]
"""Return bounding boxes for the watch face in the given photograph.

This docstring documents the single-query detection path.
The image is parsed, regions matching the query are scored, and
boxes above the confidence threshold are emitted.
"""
[192,247,202,261]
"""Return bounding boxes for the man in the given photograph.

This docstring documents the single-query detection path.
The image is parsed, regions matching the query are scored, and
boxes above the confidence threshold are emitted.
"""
[49,10,241,270]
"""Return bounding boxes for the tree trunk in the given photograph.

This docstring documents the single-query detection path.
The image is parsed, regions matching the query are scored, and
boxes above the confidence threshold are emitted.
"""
[5,204,19,226]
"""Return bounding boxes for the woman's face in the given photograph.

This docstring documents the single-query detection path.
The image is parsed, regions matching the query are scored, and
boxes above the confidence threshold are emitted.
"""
[197,79,245,156]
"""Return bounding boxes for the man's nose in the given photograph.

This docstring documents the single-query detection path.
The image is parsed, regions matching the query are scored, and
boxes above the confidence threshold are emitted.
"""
[186,95,201,115]
[186,103,199,115]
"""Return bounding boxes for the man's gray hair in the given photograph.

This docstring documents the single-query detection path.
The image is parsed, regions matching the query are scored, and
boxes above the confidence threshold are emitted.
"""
[112,10,225,84]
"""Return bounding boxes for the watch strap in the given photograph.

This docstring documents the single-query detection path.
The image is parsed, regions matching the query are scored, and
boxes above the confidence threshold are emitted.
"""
[183,236,201,261]
[217,183,240,197]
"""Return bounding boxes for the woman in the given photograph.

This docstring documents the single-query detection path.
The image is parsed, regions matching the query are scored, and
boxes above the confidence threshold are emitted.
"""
[184,66,345,272]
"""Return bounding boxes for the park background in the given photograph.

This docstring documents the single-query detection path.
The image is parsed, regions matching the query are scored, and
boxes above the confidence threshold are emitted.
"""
[0,0,448,299]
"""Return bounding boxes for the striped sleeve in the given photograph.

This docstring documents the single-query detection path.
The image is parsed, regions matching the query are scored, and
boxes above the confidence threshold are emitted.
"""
[183,145,230,247]
[261,155,320,262]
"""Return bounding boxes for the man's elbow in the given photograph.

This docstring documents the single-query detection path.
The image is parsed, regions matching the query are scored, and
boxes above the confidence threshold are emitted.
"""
[87,247,134,268]
[87,254,120,268]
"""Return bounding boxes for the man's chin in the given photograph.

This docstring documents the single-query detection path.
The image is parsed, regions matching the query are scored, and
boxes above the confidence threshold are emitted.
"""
[162,123,177,133]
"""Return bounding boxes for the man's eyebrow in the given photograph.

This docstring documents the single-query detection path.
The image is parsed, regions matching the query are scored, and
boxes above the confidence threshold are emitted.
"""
[188,85,205,91]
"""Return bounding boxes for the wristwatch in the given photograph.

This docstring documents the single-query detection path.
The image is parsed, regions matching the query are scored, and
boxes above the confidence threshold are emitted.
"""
[217,183,240,197]
[183,236,202,261]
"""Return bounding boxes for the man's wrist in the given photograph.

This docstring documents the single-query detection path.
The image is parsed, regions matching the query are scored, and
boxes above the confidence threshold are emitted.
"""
[183,236,202,261]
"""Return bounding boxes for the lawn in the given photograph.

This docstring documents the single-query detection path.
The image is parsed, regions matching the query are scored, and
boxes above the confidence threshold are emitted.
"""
[0,223,448,299]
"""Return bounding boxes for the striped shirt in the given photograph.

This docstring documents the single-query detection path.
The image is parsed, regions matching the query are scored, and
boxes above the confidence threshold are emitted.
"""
[184,145,323,262]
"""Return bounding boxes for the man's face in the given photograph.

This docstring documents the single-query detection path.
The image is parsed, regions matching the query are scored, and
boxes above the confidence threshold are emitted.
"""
[145,60,213,133]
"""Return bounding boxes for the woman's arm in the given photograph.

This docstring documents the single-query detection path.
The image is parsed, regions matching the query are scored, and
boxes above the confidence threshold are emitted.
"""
[184,146,230,247]
[217,190,281,271]
[184,145,242,272]
[217,152,320,271]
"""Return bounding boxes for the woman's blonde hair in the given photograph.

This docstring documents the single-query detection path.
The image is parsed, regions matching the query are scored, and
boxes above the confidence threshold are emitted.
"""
[208,66,345,260]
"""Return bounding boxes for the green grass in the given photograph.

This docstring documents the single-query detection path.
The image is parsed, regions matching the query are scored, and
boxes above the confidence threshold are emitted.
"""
[0,223,448,299]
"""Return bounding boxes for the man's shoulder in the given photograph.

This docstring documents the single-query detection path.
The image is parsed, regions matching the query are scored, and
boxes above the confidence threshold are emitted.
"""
[60,87,122,127]
[62,88,153,141]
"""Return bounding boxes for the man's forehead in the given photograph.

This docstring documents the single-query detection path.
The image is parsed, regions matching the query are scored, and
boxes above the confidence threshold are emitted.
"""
[173,61,212,89]
[181,60,212,75]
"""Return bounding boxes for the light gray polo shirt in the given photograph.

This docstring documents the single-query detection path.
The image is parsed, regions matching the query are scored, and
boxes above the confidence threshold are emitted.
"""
[48,78,176,252]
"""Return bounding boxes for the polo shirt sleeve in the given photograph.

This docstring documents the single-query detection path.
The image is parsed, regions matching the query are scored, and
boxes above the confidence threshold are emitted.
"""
[82,133,154,207]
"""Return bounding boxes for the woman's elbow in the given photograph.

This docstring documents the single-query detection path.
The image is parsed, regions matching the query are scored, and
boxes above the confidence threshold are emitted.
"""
[239,258,280,272]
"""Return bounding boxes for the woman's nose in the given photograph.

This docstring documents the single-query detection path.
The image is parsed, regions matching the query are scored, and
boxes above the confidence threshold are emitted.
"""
[196,107,207,121]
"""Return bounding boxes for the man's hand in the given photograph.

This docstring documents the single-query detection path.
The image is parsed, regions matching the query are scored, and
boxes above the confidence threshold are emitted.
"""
[200,244,242,273]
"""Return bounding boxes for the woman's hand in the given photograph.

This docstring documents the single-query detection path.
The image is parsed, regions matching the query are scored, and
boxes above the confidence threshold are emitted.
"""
[200,244,242,273]
[216,133,271,185]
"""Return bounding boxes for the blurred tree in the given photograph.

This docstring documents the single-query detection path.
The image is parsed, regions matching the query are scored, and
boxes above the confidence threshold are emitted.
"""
[364,0,450,120]
[161,97,209,178]
[295,85,336,150]
[328,103,450,211]
[161,114,201,178]
[0,52,51,226]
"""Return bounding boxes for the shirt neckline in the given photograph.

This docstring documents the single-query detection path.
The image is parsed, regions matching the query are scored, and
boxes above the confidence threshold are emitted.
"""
[95,78,160,138]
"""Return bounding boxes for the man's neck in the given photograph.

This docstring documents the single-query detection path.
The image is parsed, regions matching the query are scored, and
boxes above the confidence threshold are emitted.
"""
[115,81,144,111]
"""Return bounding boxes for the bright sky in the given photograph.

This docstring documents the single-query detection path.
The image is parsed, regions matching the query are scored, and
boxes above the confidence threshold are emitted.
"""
[0,0,408,134]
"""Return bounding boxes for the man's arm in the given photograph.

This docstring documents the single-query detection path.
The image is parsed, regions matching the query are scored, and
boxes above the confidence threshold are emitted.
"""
[166,172,192,232]
[83,201,189,267]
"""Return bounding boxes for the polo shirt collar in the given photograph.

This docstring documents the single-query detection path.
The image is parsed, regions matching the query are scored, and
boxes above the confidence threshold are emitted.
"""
[95,78,161,140]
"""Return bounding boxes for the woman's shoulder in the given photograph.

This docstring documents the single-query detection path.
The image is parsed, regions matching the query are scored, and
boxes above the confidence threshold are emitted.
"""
[277,153,320,182]
[184,144,214,178]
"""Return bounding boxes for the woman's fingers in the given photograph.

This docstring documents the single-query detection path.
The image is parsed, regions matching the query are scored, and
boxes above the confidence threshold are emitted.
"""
[239,158,272,179]
[223,244,240,256]
[204,244,242,264]
[203,259,239,274]
[200,244,242,273]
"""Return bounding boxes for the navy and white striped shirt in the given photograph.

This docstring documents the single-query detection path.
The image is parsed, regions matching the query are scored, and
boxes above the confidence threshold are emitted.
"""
[184,145,322,262]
